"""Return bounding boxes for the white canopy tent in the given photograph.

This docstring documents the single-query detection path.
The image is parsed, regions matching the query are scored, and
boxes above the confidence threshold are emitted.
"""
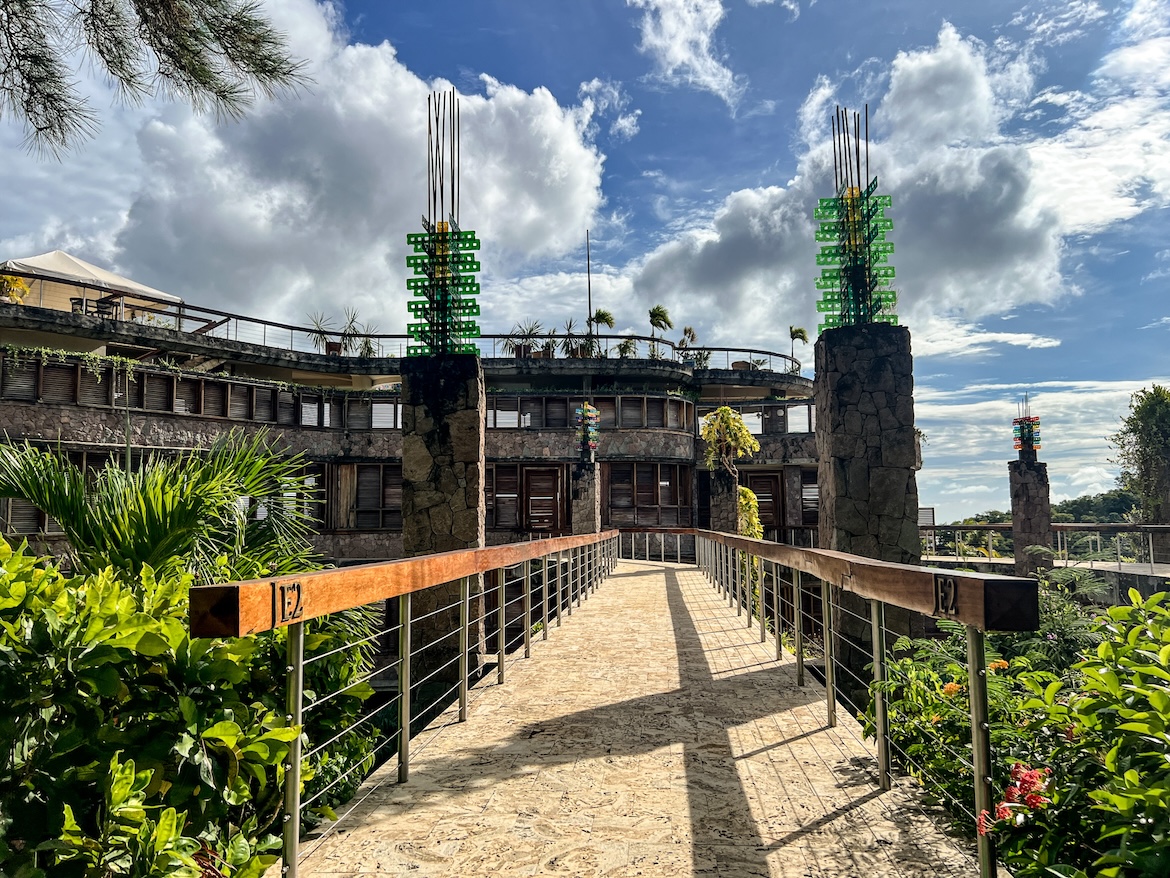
[1,250,182,313]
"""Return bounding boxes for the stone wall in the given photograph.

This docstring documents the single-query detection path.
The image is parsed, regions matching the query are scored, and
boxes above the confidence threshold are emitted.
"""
[1009,457,1052,577]
[0,398,402,459]
[599,428,695,461]
[400,355,487,685]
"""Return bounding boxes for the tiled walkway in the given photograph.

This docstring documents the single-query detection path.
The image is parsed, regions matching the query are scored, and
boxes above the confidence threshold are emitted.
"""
[298,561,976,877]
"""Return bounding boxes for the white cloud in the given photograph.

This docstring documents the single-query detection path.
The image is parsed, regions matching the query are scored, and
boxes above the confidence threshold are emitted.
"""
[0,5,611,336]
[626,0,746,108]
[746,0,800,19]
[578,78,642,141]
[1009,0,1110,47]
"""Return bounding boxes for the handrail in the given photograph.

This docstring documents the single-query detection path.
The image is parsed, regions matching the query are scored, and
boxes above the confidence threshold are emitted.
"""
[189,529,619,637]
[698,529,1037,632]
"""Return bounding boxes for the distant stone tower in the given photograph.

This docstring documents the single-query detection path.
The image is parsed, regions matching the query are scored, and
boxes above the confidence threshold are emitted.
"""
[1009,407,1052,577]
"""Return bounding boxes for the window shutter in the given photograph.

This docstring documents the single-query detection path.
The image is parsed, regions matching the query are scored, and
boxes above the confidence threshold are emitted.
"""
[41,363,75,404]
[144,374,172,411]
[79,368,111,406]
[0,361,35,400]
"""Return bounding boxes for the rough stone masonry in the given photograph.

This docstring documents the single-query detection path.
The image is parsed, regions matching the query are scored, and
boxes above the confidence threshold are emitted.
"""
[400,354,487,684]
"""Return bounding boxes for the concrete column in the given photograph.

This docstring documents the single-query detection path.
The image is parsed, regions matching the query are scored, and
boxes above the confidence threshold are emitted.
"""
[1009,453,1052,577]
[400,354,487,687]
[814,323,922,710]
[570,460,601,534]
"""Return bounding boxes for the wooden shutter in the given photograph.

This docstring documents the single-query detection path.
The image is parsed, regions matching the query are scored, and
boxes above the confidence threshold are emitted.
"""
[176,378,200,414]
[0,361,36,401]
[301,396,321,427]
[383,465,403,529]
[6,499,41,533]
[801,469,819,526]
[646,398,665,428]
[494,465,519,528]
[144,374,172,411]
[41,363,75,404]
[525,468,559,531]
[595,398,616,428]
[277,391,297,424]
[204,382,226,417]
[636,464,656,506]
[355,465,382,528]
[545,398,568,428]
[620,397,642,428]
[228,385,250,419]
[348,400,372,430]
[608,463,635,526]
[79,368,110,406]
[254,388,275,422]
[748,474,780,527]
[667,400,681,429]
[520,398,543,428]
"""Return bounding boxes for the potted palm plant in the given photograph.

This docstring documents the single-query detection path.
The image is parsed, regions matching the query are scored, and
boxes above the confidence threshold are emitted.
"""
[503,319,543,357]
[648,304,673,359]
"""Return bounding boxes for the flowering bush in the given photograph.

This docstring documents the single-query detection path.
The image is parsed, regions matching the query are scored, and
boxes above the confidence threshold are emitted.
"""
[867,585,1170,877]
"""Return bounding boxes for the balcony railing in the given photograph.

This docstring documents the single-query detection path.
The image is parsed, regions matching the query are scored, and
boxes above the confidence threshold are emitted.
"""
[5,285,804,373]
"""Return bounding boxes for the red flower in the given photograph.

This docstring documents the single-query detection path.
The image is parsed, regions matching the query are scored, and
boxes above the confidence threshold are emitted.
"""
[1024,793,1049,809]
[995,803,1012,821]
[977,810,992,835]
[1004,785,1020,803]
[1020,769,1048,794]
[1011,763,1026,782]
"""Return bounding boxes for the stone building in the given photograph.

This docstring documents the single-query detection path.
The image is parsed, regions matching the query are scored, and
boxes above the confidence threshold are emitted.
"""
[0,274,819,560]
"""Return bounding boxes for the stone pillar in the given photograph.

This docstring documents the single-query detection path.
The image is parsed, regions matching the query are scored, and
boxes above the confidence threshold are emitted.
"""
[814,323,922,710]
[400,354,487,686]
[709,469,740,535]
[571,460,601,534]
[1009,453,1052,577]
[815,323,920,564]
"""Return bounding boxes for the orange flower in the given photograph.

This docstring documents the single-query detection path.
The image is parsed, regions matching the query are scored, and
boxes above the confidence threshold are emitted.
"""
[989,659,1009,672]
[942,682,962,697]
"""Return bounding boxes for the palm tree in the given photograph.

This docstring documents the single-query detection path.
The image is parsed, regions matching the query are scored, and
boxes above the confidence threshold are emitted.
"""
[0,429,321,583]
[587,308,615,357]
[789,325,809,363]
[648,304,673,359]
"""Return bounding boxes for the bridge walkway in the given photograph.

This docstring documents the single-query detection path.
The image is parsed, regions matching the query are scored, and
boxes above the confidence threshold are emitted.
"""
[297,560,976,877]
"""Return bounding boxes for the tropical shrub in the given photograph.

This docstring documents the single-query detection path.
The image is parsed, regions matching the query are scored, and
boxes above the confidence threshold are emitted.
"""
[865,580,1170,877]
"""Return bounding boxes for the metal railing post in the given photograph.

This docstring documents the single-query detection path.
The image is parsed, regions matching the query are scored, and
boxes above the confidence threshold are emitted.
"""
[282,620,304,878]
[645,531,649,561]
[967,625,996,878]
[676,533,681,563]
[542,557,550,640]
[497,570,506,684]
[821,578,836,726]
[871,599,891,790]
[736,549,744,616]
[759,558,767,642]
[566,549,574,616]
[523,561,532,658]
[555,552,564,627]
[794,568,805,687]
[398,593,411,782]
[774,561,782,660]
[458,577,469,721]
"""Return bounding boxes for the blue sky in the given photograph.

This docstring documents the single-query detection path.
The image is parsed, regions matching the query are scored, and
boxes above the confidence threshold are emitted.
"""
[1,0,1168,523]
